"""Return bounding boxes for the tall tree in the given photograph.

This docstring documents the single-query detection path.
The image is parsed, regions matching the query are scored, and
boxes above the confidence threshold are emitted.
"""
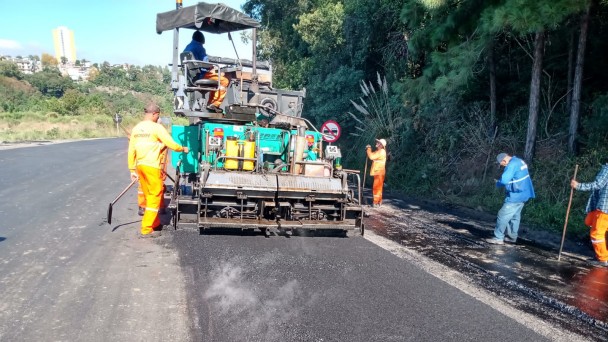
[524,31,545,162]
[568,4,591,154]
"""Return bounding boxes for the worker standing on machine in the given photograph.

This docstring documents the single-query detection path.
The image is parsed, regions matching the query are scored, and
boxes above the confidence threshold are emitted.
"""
[128,103,189,238]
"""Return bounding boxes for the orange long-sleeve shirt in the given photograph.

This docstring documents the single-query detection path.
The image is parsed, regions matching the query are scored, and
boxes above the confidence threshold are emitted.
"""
[366,148,386,176]
[128,120,184,170]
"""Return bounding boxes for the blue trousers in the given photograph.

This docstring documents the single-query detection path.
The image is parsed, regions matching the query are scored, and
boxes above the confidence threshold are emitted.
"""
[493,201,525,240]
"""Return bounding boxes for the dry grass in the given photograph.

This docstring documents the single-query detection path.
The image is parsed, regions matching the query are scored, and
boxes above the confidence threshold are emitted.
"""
[0,112,187,142]
[0,115,132,142]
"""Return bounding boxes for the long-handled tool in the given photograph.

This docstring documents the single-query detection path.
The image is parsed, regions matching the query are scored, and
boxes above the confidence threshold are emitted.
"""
[362,156,369,205]
[107,178,138,225]
[558,164,579,261]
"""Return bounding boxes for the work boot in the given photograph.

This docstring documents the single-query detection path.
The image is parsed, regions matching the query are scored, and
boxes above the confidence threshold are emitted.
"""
[504,236,517,244]
[138,207,145,216]
[206,104,223,113]
[139,231,161,239]
[152,224,163,232]
[485,238,504,245]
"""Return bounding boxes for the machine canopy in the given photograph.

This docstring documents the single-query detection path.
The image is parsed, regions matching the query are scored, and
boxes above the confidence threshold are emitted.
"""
[156,2,261,34]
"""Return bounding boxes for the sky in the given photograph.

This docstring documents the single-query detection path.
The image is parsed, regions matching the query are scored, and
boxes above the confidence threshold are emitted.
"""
[0,0,253,66]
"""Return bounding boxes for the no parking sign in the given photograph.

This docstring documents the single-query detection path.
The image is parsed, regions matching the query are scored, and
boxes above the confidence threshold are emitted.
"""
[320,120,341,143]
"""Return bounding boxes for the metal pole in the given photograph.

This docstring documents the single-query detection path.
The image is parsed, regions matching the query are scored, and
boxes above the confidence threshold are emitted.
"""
[558,164,579,261]
[362,157,368,205]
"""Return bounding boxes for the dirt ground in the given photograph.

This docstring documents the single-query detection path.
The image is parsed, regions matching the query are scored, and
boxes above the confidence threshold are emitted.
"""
[379,189,595,261]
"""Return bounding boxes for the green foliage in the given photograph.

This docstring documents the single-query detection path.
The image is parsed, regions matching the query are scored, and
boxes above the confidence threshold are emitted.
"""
[347,73,408,159]
[46,127,60,139]
[0,61,175,142]
[0,60,23,80]
[487,0,589,33]
[305,65,364,129]
[294,2,345,54]
[25,69,74,97]
[91,64,170,96]
[581,94,608,150]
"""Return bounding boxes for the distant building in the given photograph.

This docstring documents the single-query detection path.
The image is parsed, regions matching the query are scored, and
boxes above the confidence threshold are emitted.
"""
[14,58,41,74]
[52,26,77,64]
[1,55,41,74]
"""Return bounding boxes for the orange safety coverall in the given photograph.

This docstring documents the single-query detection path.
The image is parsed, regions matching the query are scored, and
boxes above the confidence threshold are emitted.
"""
[203,70,229,107]
[584,210,608,262]
[366,148,386,205]
[128,121,184,235]
[137,149,168,209]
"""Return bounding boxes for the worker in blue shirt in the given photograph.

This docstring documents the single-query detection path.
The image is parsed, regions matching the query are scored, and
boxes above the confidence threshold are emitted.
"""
[486,153,535,245]
[182,30,228,113]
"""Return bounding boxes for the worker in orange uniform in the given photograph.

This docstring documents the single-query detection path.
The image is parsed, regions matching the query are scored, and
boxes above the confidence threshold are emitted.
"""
[571,163,608,267]
[128,103,189,238]
[366,138,387,208]
[122,127,168,217]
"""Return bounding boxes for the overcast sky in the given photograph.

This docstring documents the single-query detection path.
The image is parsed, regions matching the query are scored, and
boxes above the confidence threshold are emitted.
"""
[0,0,253,66]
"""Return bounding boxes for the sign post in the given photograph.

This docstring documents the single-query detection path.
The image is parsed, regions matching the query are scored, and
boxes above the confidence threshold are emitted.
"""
[320,120,341,143]
[113,113,123,136]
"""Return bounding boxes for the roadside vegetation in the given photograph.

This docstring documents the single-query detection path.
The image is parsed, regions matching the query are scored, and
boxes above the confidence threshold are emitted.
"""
[0,57,179,143]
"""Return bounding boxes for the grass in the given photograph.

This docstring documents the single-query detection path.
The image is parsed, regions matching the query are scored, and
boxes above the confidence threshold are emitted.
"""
[0,111,188,142]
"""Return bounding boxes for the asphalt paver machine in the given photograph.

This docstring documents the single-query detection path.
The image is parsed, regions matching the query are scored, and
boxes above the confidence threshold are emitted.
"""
[156,1,364,236]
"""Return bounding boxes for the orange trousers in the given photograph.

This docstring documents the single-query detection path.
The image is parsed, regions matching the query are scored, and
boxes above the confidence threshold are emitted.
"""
[136,165,163,235]
[372,174,385,205]
[138,184,167,208]
[204,71,229,107]
[585,210,608,262]
[138,153,168,209]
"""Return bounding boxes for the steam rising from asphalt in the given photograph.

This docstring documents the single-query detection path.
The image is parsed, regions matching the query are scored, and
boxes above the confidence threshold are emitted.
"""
[204,261,301,340]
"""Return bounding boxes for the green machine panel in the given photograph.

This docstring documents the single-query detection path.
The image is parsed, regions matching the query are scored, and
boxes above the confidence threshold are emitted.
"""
[171,125,199,173]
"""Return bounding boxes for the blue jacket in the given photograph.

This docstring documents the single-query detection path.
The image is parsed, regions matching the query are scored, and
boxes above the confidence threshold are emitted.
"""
[183,40,208,62]
[496,156,535,203]
[576,164,608,213]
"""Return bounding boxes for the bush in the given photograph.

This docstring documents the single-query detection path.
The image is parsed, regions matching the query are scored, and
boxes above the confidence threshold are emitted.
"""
[46,127,60,139]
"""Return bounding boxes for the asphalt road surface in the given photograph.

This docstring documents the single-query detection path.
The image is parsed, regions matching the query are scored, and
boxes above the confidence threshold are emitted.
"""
[0,139,596,341]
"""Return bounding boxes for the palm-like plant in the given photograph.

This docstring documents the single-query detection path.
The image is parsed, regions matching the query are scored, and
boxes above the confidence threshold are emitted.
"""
[347,73,406,162]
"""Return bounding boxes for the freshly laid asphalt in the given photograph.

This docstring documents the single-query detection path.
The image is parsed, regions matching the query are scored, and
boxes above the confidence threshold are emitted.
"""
[0,138,601,341]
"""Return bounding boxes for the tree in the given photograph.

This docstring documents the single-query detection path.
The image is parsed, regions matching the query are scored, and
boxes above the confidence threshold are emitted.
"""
[0,60,23,80]
[41,53,58,68]
[524,31,545,162]
[25,68,73,97]
[568,4,591,154]
[60,56,68,65]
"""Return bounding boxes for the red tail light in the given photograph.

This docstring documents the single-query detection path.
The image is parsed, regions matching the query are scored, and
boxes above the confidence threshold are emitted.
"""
[306,134,315,146]
[213,127,224,138]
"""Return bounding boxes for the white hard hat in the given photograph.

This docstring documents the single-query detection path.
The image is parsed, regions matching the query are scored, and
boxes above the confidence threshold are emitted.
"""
[376,138,387,147]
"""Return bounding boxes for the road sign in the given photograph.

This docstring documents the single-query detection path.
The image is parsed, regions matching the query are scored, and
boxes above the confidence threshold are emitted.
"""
[113,113,122,124]
[320,120,341,143]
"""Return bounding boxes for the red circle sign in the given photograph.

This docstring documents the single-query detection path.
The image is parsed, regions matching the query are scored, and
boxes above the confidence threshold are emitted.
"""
[320,120,341,142]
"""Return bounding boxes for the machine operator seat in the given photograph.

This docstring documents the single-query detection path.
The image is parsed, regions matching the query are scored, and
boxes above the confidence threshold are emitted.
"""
[180,52,217,88]
[179,52,223,112]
